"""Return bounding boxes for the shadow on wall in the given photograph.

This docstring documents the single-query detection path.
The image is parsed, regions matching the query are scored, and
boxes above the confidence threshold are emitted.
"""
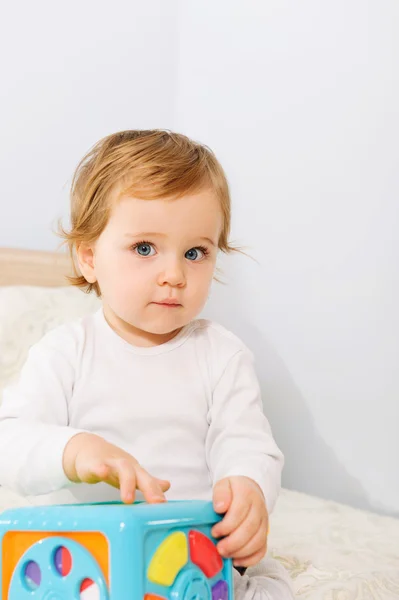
[204,274,390,517]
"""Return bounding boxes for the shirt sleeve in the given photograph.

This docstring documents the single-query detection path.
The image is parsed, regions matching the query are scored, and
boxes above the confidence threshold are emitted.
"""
[0,332,86,496]
[205,347,284,513]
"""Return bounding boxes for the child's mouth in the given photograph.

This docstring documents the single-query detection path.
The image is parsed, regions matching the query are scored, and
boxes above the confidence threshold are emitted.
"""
[152,301,182,308]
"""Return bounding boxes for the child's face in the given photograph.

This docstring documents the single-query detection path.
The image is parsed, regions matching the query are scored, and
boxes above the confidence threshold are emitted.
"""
[81,188,223,345]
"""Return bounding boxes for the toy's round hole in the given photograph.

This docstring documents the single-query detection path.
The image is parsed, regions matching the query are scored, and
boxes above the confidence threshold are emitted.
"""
[54,545,72,577]
[80,578,100,600]
[23,560,41,590]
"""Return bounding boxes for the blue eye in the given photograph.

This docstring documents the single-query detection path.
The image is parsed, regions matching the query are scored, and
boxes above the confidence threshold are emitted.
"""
[134,243,156,257]
[185,247,205,261]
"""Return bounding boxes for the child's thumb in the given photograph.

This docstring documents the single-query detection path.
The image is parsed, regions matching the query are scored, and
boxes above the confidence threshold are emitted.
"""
[213,478,232,513]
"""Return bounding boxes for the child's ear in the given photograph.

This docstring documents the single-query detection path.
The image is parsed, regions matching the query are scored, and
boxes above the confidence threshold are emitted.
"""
[76,243,97,284]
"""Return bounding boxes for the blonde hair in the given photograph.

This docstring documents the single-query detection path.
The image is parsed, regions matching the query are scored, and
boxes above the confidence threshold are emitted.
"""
[60,129,238,295]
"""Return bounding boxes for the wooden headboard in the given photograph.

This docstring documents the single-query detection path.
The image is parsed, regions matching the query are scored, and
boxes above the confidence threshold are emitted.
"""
[0,247,72,287]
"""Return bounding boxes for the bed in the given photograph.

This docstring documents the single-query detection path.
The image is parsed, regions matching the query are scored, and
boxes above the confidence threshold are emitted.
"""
[1,247,398,599]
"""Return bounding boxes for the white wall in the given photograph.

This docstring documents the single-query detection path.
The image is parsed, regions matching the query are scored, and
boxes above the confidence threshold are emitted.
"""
[1,0,398,515]
[176,0,399,515]
[0,0,178,250]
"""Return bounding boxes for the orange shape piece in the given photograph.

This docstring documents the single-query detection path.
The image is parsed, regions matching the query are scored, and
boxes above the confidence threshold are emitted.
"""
[2,530,109,599]
[144,595,167,600]
[189,530,223,578]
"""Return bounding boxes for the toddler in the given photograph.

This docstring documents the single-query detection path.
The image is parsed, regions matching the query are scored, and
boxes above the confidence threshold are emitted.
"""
[0,130,293,599]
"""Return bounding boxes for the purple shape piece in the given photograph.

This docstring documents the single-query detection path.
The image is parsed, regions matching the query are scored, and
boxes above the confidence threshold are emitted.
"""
[54,547,63,575]
[212,579,228,600]
[24,561,41,589]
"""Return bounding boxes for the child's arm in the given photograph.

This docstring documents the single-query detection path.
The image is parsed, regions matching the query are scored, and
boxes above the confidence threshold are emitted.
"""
[205,346,283,566]
[205,346,284,515]
[0,331,168,502]
[0,332,85,495]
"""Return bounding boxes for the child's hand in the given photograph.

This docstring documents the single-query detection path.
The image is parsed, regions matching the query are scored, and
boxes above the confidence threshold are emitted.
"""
[211,476,268,568]
[63,433,170,504]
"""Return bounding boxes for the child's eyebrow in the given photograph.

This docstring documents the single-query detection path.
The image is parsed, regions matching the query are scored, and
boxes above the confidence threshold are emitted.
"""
[123,232,166,240]
[124,232,216,247]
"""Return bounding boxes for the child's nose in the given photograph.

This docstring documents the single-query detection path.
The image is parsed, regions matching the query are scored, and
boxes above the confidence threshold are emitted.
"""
[157,257,186,287]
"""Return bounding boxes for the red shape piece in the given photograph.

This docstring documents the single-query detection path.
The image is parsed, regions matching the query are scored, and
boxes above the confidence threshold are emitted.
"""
[80,578,94,592]
[61,547,72,577]
[189,530,223,578]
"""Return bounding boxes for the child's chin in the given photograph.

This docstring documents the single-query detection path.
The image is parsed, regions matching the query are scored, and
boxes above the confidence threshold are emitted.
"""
[146,317,189,336]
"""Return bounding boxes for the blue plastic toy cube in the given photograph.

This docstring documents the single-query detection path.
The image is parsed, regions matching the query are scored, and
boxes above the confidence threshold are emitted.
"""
[0,500,233,599]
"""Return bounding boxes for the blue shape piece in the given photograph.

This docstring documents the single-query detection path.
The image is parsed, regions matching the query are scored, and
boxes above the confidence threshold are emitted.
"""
[8,536,108,600]
[171,567,211,600]
[212,579,229,600]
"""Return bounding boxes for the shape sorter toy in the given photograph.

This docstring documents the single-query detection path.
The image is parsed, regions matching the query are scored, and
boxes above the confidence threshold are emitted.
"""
[0,500,232,600]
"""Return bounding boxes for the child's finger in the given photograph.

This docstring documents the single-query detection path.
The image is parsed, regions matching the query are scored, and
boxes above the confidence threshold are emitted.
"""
[84,461,111,484]
[156,478,171,493]
[118,467,137,504]
[212,498,250,539]
[213,478,233,513]
[105,458,137,502]
[136,465,168,503]
[233,547,267,568]
[218,515,266,559]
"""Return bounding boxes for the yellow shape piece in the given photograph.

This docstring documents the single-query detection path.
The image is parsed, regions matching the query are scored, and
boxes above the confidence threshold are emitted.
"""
[148,531,188,586]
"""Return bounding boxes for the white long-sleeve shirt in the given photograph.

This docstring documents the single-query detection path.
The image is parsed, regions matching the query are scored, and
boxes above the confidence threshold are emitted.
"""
[0,309,283,511]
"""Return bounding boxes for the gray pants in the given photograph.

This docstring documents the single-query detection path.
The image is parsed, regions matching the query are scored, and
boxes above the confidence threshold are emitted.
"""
[233,557,294,599]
